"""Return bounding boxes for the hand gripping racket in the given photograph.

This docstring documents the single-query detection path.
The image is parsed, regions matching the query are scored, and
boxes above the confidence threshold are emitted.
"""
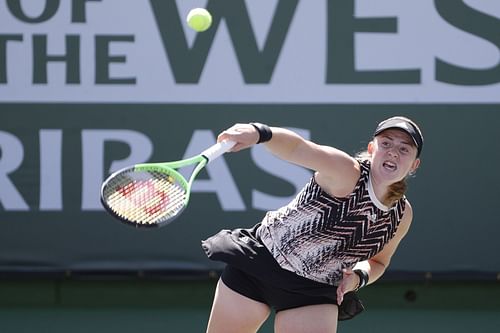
[100,140,236,228]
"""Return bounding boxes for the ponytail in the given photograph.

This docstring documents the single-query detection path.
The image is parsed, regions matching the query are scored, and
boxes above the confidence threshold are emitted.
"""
[385,179,407,206]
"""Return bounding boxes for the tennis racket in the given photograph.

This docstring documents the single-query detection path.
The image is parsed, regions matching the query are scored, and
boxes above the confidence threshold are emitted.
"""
[100,140,236,228]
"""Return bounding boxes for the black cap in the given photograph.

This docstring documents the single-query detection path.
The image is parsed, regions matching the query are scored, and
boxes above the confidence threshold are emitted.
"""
[373,116,424,157]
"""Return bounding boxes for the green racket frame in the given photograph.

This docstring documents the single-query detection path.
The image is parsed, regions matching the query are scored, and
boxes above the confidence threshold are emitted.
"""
[100,140,235,228]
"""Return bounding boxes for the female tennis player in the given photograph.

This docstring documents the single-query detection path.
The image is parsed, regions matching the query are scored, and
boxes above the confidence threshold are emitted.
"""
[202,116,423,333]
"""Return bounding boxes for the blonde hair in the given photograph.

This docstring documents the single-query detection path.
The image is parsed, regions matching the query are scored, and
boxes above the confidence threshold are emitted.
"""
[355,151,407,206]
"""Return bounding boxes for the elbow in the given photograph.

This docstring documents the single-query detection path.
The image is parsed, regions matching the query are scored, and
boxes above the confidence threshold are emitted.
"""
[370,258,389,273]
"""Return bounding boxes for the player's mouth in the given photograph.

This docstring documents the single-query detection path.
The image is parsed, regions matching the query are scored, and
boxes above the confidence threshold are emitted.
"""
[382,161,397,172]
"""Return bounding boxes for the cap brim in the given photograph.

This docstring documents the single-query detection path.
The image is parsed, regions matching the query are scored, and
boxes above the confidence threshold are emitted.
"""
[374,119,423,156]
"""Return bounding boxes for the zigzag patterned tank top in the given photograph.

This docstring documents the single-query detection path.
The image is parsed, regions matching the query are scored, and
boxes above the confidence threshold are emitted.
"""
[258,160,406,285]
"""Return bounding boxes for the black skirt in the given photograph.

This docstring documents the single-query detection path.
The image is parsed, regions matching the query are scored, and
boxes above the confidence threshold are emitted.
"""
[201,224,364,321]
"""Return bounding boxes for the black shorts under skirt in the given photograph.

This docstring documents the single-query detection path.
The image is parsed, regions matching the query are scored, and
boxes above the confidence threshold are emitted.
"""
[201,224,364,321]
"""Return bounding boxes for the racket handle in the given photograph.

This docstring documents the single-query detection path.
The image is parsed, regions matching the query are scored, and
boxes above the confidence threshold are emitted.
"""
[202,140,236,163]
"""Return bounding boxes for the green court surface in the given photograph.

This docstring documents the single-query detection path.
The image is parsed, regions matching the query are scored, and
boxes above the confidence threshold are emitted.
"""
[0,279,498,333]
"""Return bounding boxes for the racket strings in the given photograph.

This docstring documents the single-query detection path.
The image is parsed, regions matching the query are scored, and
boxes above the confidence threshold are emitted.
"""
[104,170,187,225]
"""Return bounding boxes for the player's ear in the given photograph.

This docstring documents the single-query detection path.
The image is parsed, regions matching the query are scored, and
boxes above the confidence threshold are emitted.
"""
[409,158,421,175]
[367,141,375,155]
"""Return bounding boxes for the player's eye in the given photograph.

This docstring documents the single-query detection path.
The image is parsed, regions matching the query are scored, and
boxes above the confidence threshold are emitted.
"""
[381,141,391,147]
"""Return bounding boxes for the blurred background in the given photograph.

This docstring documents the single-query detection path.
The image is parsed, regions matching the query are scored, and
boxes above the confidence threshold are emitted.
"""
[1,1,499,332]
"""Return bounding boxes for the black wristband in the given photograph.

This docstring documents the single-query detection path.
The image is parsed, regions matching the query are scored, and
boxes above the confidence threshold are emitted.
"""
[353,269,369,291]
[250,122,273,144]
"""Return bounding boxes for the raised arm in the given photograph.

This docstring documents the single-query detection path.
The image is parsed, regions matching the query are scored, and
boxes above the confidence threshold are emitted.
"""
[217,123,360,195]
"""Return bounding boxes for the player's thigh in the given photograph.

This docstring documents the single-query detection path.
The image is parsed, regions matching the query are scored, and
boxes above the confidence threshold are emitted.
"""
[206,279,271,333]
[274,303,338,333]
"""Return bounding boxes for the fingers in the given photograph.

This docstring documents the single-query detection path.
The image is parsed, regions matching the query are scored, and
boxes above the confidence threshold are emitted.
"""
[217,123,259,151]
[217,134,248,152]
[336,285,344,305]
[229,143,248,152]
[336,268,360,305]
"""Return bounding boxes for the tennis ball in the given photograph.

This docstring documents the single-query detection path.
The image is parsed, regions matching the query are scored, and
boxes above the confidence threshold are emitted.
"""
[187,8,212,32]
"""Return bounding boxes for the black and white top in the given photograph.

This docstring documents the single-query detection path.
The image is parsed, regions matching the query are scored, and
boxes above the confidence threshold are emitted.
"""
[258,160,406,285]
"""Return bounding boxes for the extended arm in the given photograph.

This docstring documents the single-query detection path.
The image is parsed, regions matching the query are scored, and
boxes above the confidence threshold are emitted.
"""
[217,123,360,194]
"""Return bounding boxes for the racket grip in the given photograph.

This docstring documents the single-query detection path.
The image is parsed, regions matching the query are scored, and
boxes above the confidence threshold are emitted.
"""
[202,140,236,163]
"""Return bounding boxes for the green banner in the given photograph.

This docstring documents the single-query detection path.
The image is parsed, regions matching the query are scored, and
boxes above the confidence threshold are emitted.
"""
[1,104,499,276]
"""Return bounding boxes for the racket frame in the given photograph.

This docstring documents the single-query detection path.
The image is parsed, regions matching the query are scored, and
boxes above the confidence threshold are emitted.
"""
[100,140,235,228]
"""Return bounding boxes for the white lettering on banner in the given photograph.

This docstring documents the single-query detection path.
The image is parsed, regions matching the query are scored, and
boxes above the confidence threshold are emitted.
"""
[81,130,153,210]
[0,128,314,213]
[0,131,29,210]
[39,129,63,210]
[0,0,499,102]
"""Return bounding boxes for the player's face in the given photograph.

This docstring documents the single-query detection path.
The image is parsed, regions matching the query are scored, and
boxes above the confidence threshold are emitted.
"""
[369,129,420,184]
